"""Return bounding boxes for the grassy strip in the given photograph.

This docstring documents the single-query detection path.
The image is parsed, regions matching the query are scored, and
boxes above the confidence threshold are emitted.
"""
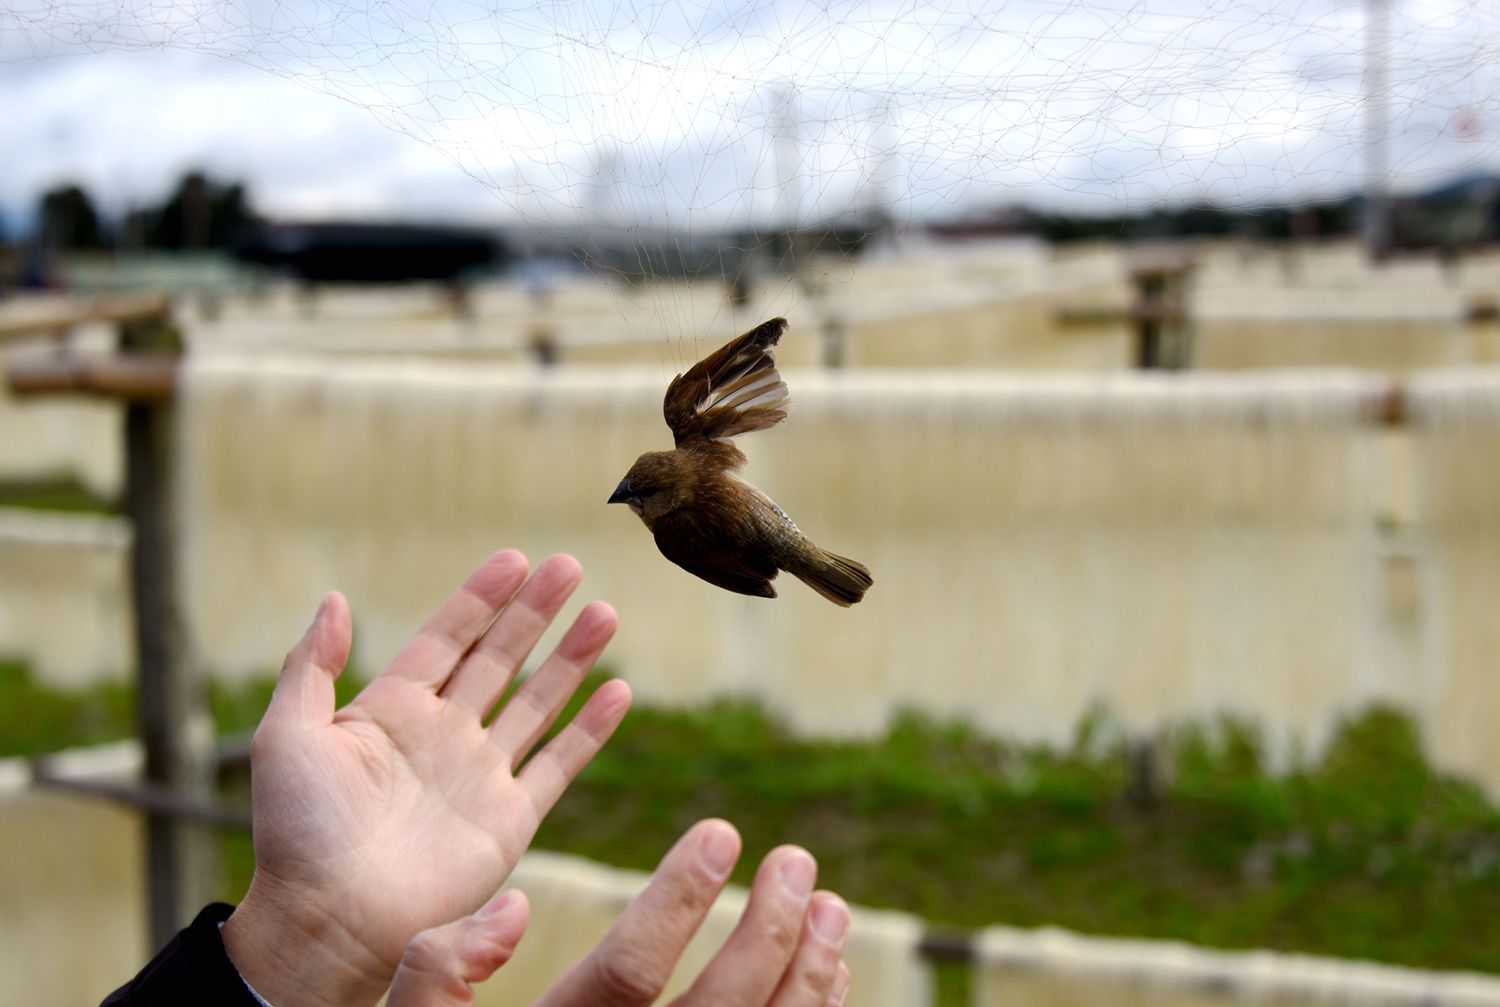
[533,683,1500,974]
[0,659,134,755]
[5,661,1500,974]
[0,658,361,756]
[0,477,119,515]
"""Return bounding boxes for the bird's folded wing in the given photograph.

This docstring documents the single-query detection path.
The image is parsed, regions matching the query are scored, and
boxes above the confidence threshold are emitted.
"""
[652,512,779,598]
[664,317,790,445]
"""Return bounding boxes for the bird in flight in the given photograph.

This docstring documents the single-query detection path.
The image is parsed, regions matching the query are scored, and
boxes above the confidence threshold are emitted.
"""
[608,317,872,606]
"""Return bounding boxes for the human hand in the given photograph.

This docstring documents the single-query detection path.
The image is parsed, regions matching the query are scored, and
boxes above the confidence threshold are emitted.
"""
[221,550,631,1007]
[386,889,531,1006]
[387,820,851,1007]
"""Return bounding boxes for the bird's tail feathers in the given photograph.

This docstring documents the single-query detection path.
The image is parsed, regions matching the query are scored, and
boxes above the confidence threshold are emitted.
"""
[787,546,873,607]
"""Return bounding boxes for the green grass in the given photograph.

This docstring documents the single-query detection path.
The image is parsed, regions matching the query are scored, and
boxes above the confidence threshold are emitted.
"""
[0,657,362,756]
[531,684,1500,974]
[0,658,134,755]
[4,660,1499,977]
[0,477,119,515]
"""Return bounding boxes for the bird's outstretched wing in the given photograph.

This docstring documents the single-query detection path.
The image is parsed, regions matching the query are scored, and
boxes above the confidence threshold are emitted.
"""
[664,317,790,446]
[652,510,780,598]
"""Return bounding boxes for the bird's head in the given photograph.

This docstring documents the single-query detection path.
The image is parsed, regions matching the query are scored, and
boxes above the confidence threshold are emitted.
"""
[608,451,694,526]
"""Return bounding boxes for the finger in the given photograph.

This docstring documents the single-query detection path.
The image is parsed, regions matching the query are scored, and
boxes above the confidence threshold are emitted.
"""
[387,890,531,1007]
[534,820,742,1007]
[261,591,352,734]
[440,554,584,716]
[672,846,818,1006]
[829,961,850,1006]
[385,550,530,689]
[765,893,850,1007]
[489,601,618,761]
[517,678,632,817]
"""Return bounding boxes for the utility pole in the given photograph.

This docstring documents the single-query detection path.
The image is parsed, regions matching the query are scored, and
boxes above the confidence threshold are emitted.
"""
[1363,0,1393,259]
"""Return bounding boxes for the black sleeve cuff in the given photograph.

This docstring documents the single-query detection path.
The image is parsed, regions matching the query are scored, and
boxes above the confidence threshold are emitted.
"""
[101,903,262,1006]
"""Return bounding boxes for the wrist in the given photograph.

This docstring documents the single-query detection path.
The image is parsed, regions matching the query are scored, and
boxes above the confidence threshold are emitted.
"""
[221,872,394,1007]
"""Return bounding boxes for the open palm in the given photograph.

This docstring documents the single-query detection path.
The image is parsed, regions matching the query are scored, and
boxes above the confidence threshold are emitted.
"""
[223,550,630,1004]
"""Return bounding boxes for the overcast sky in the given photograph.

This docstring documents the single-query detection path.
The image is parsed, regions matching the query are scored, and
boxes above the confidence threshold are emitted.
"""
[2,0,1498,233]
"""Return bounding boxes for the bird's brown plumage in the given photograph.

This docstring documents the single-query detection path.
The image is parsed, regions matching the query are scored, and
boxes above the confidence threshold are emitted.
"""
[608,318,872,606]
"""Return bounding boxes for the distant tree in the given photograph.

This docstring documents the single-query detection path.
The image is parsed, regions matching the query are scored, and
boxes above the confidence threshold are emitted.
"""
[37,184,108,248]
[129,170,260,250]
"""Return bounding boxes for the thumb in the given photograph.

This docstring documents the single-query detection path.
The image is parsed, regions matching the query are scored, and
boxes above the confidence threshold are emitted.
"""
[388,890,531,1007]
[262,591,352,733]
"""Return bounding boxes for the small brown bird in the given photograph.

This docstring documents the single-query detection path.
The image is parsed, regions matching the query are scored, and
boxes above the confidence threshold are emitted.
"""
[608,317,873,606]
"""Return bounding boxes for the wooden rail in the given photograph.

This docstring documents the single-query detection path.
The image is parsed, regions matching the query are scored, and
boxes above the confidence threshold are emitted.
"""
[1055,303,1189,327]
[2,295,178,403]
[7,354,178,402]
[0,295,170,345]
[30,768,252,830]
[28,733,252,830]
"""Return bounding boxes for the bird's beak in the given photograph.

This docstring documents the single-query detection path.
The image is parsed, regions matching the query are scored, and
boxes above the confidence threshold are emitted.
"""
[607,478,635,505]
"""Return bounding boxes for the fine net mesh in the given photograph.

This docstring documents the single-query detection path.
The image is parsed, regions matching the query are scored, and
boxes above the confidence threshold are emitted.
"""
[5,0,1500,314]
[7,1,1500,790]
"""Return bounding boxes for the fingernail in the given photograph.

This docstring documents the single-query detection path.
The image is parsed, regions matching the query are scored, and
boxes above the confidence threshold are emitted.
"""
[700,825,739,879]
[778,849,816,897]
[478,890,515,917]
[811,897,849,945]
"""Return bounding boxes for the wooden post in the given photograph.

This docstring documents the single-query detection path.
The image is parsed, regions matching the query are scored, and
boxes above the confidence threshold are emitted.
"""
[1469,297,1499,364]
[1134,270,1166,369]
[1053,256,1194,368]
[117,313,216,949]
[820,315,847,369]
[1130,261,1193,370]
[528,325,560,366]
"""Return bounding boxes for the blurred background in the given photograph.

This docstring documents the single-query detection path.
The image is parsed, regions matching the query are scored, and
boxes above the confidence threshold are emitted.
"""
[4,1,1500,1004]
